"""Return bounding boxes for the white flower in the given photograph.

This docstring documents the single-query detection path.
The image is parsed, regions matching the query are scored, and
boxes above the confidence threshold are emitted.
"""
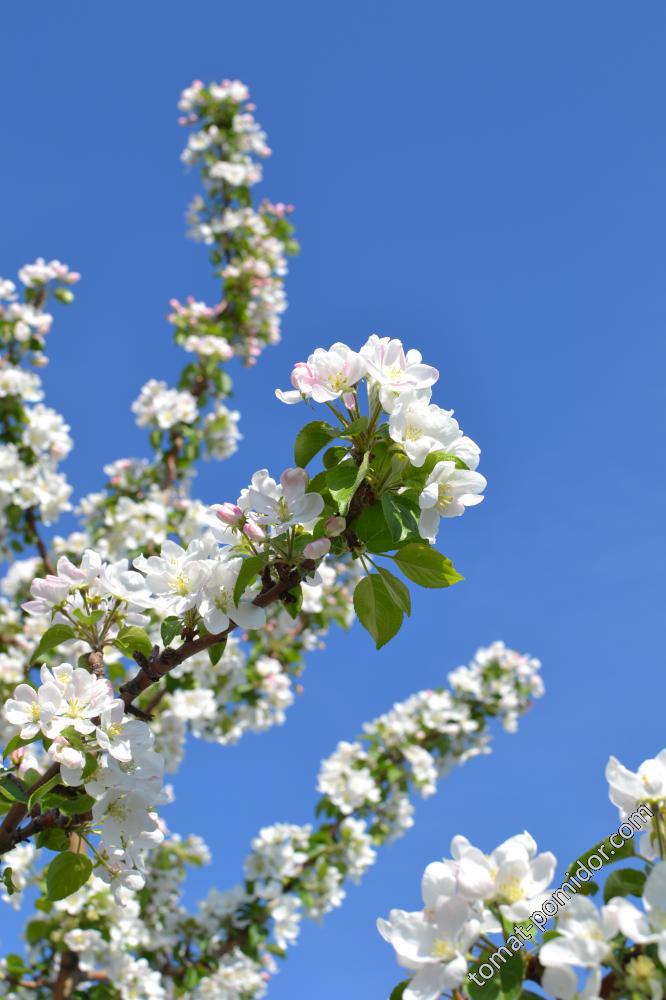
[275,342,367,404]
[378,898,480,1000]
[131,379,198,430]
[541,965,603,1000]
[606,750,666,818]
[135,540,211,616]
[47,735,86,786]
[450,831,556,920]
[238,467,324,535]
[43,666,115,738]
[389,392,480,469]
[418,461,486,541]
[4,680,63,739]
[196,555,267,634]
[539,896,614,968]
[95,701,149,763]
[361,334,439,413]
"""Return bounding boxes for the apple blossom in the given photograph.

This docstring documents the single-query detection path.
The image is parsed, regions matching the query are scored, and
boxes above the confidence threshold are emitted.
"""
[418,460,487,541]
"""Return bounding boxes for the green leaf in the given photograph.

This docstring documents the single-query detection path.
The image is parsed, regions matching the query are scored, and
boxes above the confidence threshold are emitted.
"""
[1,868,16,898]
[467,955,500,1000]
[322,445,349,469]
[233,556,264,606]
[327,453,369,516]
[603,867,646,903]
[35,828,70,852]
[0,774,28,803]
[208,640,227,666]
[31,624,76,664]
[376,566,411,616]
[352,502,394,553]
[115,626,153,659]
[59,726,86,751]
[2,733,37,760]
[294,420,337,467]
[339,416,369,437]
[45,851,93,901]
[282,584,304,620]
[389,982,410,1000]
[25,919,50,944]
[381,493,420,544]
[58,793,95,816]
[28,771,61,812]
[353,575,403,649]
[500,953,525,993]
[568,836,635,881]
[394,543,464,589]
[160,617,182,646]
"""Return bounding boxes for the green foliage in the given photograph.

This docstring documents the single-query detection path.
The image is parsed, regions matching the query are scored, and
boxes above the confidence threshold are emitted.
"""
[208,639,227,666]
[353,574,403,649]
[603,867,646,903]
[394,543,463,588]
[233,556,264,606]
[30,623,76,664]
[375,565,411,616]
[381,493,420,544]
[294,420,337,467]
[161,616,182,646]
[389,982,410,1000]
[327,454,369,516]
[45,851,93,901]
[114,625,153,659]
[0,773,28,804]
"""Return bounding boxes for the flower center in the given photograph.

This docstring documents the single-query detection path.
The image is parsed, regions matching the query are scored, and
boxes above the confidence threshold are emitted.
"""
[432,939,456,961]
[276,496,291,522]
[436,484,453,511]
[496,876,525,904]
[174,573,190,595]
[328,372,349,392]
[66,697,83,718]
[30,702,41,721]
[405,424,422,442]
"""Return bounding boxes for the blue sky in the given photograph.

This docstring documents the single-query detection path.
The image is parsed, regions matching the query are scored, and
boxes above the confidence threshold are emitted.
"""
[1,2,666,996]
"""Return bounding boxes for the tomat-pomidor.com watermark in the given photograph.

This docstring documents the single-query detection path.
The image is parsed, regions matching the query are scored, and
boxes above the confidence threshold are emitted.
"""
[467,802,654,989]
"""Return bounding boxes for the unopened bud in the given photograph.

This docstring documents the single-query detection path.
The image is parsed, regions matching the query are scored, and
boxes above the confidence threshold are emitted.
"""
[216,502,244,526]
[54,287,74,304]
[303,538,331,559]
[325,516,346,537]
[243,520,265,542]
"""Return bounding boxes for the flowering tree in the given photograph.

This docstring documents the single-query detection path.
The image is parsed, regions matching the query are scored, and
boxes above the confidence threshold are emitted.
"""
[381,750,666,1000]
[0,79,542,999]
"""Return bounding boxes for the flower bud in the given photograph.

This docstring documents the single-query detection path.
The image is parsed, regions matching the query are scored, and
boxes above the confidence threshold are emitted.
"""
[303,538,331,560]
[280,466,309,491]
[243,520,265,542]
[325,516,346,537]
[216,502,244,526]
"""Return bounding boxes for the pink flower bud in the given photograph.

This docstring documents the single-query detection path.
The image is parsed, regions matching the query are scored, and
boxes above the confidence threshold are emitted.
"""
[216,503,244,526]
[280,467,309,492]
[325,516,346,537]
[243,520,266,542]
[303,538,331,560]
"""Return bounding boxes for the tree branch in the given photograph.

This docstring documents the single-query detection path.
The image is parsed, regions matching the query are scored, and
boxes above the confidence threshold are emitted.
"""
[119,564,311,710]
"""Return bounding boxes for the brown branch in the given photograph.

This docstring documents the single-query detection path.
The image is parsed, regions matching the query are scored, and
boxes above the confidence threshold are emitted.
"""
[0,763,61,854]
[53,950,79,1000]
[25,508,55,575]
[119,564,311,711]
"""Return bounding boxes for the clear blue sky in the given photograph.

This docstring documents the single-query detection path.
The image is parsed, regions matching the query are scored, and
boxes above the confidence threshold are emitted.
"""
[1,3,665,996]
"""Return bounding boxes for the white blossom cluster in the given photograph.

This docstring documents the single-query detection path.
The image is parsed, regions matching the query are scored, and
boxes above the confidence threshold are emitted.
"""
[0,262,78,544]
[176,78,295,361]
[131,378,198,431]
[3,660,166,894]
[277,335,487,543]
[320,642,544,832]
[381,748,666,1000]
